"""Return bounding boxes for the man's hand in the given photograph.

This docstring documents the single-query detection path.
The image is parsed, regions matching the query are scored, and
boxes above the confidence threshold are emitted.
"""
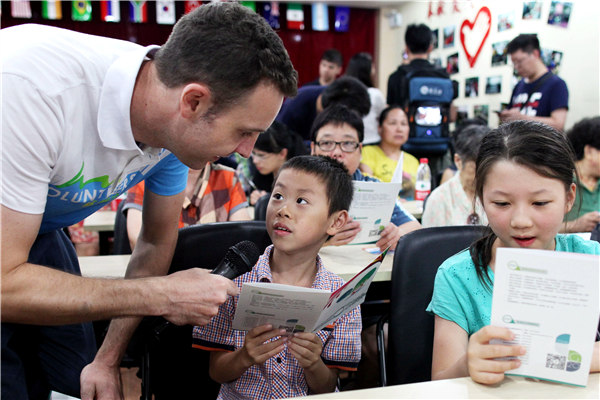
[80,360,123,400]
[250,190,268,206]
[240,325,287,368]
[498,108,523,123]
[375,223,401,251]
[288,332,323,371]
[159,269,239,326]
[565,211,600,233]
[324,220,361,247]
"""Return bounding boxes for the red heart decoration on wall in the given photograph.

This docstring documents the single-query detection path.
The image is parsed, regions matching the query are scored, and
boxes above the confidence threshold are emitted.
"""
[460,6,492,68]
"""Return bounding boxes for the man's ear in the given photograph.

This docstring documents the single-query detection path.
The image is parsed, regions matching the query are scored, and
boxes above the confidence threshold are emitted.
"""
[310,141,316,155]
[327,210,350,236]
[180,83,212,119]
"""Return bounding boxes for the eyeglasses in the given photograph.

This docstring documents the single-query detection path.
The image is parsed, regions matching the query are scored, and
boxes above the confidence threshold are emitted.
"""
[467,212,480,225]
[315,140,360,153]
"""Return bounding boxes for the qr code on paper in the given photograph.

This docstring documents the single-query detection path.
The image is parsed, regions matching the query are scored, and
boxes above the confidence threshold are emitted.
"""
[368,229,380,237]
[545,354,566,370]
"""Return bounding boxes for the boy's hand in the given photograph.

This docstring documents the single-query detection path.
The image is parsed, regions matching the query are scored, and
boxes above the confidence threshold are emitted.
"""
[375,223,401,251]
[289,332,324,371]
[240,325,287,368]
[467,326,526,385]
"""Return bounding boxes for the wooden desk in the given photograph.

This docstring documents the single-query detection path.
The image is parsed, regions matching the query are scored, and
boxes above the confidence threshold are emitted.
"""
[402,200,423,220]
[83,210,116,232]
[305,373,600,399]
[79,245,393,282]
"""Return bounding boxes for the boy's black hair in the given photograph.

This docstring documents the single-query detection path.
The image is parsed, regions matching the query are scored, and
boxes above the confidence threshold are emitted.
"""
[254,121,308,159]
[279,155,353,215]
[567,116,600,161]
[506,33,540,55]
[310,104,364,143]
[321,48,343,67]
[469,120,577,290]
[321,76,371,117]
[405,24,433,54]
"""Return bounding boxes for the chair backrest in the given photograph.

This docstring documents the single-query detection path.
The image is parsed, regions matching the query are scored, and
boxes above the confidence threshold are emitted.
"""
[143,221,272,399]
[253,193,270,221]
[112,200,132,255]
[387,225,487,385]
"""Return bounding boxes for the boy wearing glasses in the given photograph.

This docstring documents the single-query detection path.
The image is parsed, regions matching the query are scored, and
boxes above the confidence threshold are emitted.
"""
[311,105,421,251]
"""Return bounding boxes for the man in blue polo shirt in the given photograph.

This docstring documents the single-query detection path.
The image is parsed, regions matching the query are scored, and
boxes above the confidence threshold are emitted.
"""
[500,34,569,131]
[1,3,297,399]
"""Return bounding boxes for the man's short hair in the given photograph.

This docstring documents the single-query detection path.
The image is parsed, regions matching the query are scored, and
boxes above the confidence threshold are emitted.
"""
[405,24,433,54]
[567,116,600,161]
[321,49,343,67]
[280,155,353,215]
[320,76,371,117]
[154,2,297,113]
[310,104,364,143]
[506,34,540,54]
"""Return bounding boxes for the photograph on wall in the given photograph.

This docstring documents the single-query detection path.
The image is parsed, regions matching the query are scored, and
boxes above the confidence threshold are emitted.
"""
[473,104,489,122]
[485,76,503,94]
[548,1,572,28]
[498,11,515,32]
[491,40,509,66]
[432,29,439,49]
[523,1,543,20]
[456,105,469,126]
[541,48,563,74]
[446,53,459,75]
[443,25,455,48]
[465,77,479,97]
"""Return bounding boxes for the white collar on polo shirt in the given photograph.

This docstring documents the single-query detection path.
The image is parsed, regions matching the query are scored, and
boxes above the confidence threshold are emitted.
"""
[97,45,160,154]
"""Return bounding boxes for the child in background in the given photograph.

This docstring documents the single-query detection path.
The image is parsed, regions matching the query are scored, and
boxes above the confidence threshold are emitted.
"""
[360,106,419,199]
[193,155,361,398]
[427,120,600,384]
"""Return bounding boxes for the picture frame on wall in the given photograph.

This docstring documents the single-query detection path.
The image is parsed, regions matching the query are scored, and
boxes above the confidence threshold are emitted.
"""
[473,104,489,122]
[498,11,515,32]
[443,25,455,48]
[485,76,502,94]
[446,53,459,74]
[491,41,509,66]
[431,57,443,69]
[432,28,439,49]
[541,48,564,74]
[465,77,479,97]
[523,1,543,20]
[548,1,572,28]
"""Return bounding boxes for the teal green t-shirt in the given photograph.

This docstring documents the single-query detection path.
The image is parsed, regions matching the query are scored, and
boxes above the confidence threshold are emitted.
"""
[565,182,600,221]
[426,234,600,335]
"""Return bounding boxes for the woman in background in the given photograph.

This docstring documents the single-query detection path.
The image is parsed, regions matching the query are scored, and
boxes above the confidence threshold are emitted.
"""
[344,52,386,145]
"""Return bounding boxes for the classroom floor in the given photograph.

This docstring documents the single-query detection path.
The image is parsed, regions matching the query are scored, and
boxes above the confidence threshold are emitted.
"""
[51,368,142,400]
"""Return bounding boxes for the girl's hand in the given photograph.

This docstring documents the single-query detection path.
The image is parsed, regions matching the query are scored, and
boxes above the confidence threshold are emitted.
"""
[250,190,267,206]
[240,325,287,368]
[288,332,323,371]
[467,326,526,384]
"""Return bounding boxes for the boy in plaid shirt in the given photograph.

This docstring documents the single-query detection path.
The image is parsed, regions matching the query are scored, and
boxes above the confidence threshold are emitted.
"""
[193,155,361,398]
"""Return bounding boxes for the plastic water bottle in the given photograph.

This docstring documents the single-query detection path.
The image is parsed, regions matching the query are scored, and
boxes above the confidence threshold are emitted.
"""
[415,158,431,201]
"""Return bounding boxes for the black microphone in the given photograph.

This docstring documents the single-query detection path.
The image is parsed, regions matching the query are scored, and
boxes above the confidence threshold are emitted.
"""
[211,241,260,280]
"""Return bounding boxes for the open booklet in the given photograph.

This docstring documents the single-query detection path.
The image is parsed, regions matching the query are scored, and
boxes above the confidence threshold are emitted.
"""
[232,248,388,333]
[490,247,600,387]
[348,180,402,245]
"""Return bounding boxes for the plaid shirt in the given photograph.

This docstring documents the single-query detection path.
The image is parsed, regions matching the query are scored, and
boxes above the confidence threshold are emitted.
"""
[193,245,362,399]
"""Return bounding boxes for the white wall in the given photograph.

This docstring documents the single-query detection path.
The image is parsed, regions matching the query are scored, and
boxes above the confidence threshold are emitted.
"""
[376,0,599,130]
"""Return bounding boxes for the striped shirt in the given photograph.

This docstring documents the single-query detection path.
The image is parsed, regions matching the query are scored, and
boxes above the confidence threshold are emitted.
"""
[193,245,362,399]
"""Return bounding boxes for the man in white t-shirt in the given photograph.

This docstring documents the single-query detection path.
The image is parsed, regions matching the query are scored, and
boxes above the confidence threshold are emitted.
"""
[0,3,297,399]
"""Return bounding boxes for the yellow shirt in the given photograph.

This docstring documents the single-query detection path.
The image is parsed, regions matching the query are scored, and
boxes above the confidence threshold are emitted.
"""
[360,145,419,184]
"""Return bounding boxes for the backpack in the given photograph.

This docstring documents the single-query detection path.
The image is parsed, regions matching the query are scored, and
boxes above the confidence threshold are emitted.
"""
[401,68,454,157]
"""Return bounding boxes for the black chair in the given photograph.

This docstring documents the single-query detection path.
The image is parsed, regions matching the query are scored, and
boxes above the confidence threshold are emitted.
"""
[138,221,271,400]
[379,225,487,386]
[112,200,132,255]
[253,193,270,221]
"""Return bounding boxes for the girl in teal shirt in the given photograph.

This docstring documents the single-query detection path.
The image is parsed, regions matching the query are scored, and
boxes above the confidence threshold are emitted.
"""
[427,120,600,384]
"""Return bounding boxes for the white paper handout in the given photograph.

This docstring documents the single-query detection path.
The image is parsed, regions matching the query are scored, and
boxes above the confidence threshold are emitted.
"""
[232,249,388,333]
[491,247,600,387]
[348,181,401,245]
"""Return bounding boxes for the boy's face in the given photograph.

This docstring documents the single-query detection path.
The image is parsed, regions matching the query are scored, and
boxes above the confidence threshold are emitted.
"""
[311,123,362,175]
[266,168,346,254]
[318,60,342,85]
